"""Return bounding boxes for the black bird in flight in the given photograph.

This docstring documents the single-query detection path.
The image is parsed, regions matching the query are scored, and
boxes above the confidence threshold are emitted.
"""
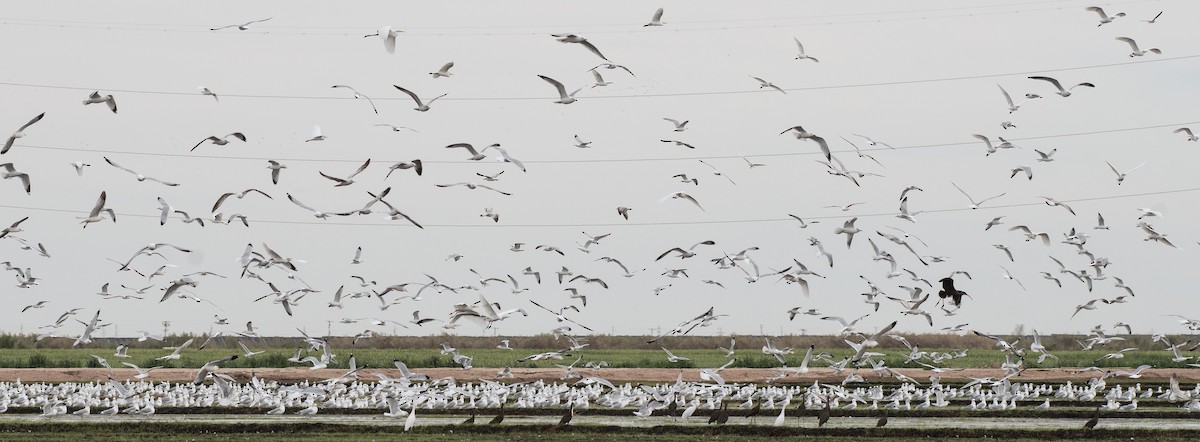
[938,277,970,307]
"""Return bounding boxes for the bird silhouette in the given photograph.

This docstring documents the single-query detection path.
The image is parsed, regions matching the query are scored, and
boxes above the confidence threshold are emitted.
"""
[938,277,970,307]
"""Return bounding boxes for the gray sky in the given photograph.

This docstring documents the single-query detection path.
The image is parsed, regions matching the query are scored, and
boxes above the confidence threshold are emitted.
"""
[2,0,1199,339]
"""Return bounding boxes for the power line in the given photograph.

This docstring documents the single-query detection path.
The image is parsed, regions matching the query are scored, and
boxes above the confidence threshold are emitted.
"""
[1,53,1193,101]
[1,185,1195,229]
[11,120,1197,164]
[0,0,1147,35]
[0,0,1110,30]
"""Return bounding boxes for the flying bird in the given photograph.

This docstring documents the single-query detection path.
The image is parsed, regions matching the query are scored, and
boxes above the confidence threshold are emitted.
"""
[793,38,819,62]
[537,75,581,104]
[331,85,379,114]
[191,133,246,151]
[364,26,402,54]
[82,91,117,113]
[104,157,179,186]
[1028,76,1094,97]
[2,113,45,154]
[1115,37,1161,57]
[210,17,272,31]
[393,85,447,112]
[550,34,609,61]
[644,8,665,27]
[430,62,455,78]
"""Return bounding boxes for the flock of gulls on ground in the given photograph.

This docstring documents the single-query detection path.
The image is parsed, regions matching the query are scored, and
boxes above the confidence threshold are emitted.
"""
[2,5,1200,429]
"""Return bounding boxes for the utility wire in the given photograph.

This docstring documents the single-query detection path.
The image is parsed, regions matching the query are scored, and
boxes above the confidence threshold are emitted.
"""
[1,186,1195,229]
[0,0,1149,35]
[11,120,1197,164]
[0,53,1193,101]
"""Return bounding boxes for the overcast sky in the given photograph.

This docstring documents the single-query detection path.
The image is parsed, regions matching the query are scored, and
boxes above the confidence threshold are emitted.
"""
[1,0,1198,340]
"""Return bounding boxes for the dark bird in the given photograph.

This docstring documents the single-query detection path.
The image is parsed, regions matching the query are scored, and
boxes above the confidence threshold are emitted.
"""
[1083,406,1100,429]
[938,277,970,307]
[552,406,574,430]
[877,410,888,427]
[488,403,505,425]
[461,410,476,425]
[817,400,831,427]
[744,401,761,424]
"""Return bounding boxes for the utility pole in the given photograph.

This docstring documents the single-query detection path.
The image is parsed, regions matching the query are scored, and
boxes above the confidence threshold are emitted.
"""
[162,321,170,339]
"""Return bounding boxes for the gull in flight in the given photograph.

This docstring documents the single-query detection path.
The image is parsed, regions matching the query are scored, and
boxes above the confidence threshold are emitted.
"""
[834,217,860,249]
[430,62,455,78]
[191,133,246,151]
[644,8,665,26]
[210,17,272,31]
[2,112,45,154]
[212,188,271,213]
[1143,11,1163,24]
[1035,149,1057,162]
[659,191,704,211]
[661,347,689,363]
[589,69,611,87]
[529,300,593,331]
[1174,127,1199,142]
[79,191,115,227]
[663,118,689,132]
[550,34,609,61]
[1105,160,1145,185]
[374,124,417,132]
[1115,37,1161,57]
[852,134,895,149]
[104,157,179,186]
[82,91,117,113]
[538,75,581,104]
[331,85,379,114]
[573,135,592,148]
[0,163,30,194]
[306,125,325,142]
[999,265,1026,291]
[698,160,736,184]
[655,240,716,260]
[156,338,194,360]
[319,159,371,187]
[198,87,218,101]
[363,26,402,54]
[436,182,512,196]
[1010,165,1033,180]
[661,139,696,149]
[998,85,1039,113]
[1085,7,1125,25]
[70,161,91,176]
[793,38,819,62]
[1039,196,1076,215]
[617,206,632,220]
[750,76,786,94]
[393,85,447,112]
[385,159,422,178]
[952,182,1004,209]
[780,126,830,160]
[266,160,286,185]
[1028,76,1094,97]
[287,193,344,219]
